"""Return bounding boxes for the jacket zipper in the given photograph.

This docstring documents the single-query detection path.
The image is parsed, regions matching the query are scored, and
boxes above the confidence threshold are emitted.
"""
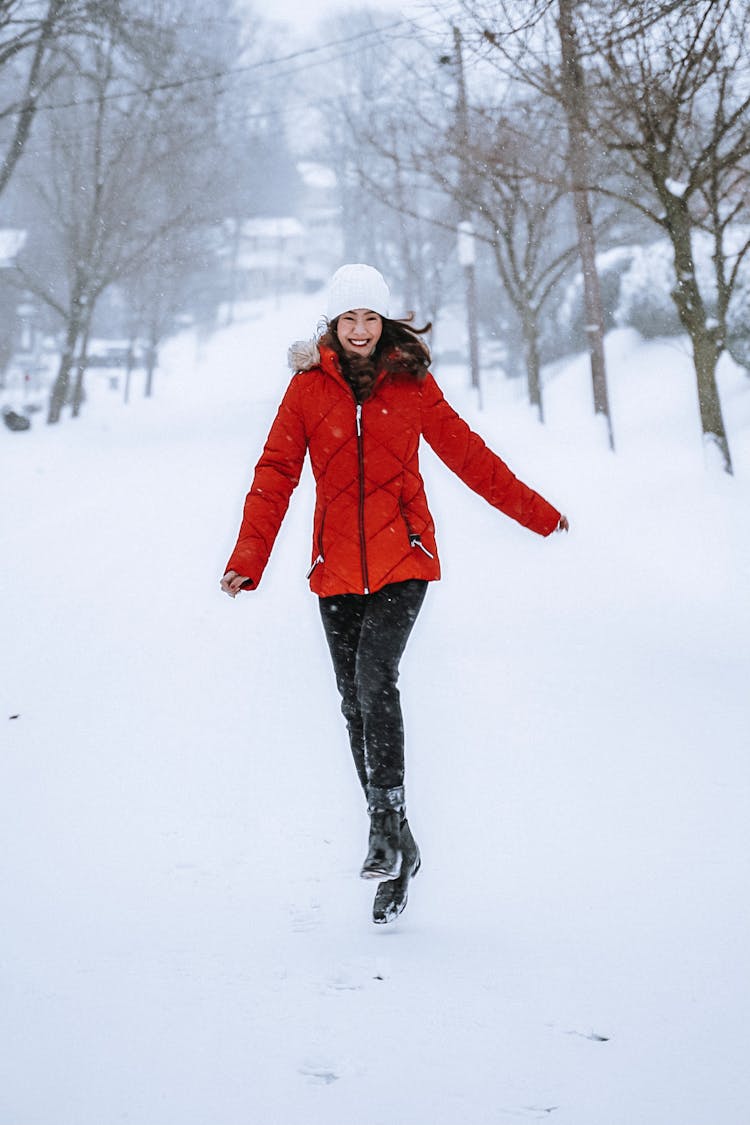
[356,402,370,594]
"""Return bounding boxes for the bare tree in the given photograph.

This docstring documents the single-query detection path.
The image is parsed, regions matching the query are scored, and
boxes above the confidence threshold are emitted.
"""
[461,0,615,444]
[13,0,247,423]
[556,0,613,447]
[301,12,584,418]
[468,104,581,419]
[342,20,585,419]
[379,68,581,417]
[583,0,750,472]
[300,11,459,322]
[0,0,108,198]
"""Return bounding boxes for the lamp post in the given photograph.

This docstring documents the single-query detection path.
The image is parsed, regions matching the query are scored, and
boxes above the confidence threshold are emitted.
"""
[453,27,482,408]
[457,218,481,408]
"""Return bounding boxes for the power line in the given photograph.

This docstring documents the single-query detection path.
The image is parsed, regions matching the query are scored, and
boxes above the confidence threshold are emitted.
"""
[24,15,447,116]
[8,11,458,176]
[16,26,450,162]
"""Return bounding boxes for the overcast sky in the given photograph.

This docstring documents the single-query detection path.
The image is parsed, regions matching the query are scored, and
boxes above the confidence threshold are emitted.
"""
[266,0,423,37]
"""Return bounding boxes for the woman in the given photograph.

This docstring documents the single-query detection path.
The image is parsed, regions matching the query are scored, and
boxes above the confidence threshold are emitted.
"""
[221,263,568,925]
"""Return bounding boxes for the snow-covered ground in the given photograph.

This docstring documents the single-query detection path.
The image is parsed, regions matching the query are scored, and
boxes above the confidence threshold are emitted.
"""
[2,294,749,1125]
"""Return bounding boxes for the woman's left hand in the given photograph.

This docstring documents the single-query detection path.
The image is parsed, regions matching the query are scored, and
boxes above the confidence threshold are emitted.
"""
[556,515,569,533]
[220,570,252,597]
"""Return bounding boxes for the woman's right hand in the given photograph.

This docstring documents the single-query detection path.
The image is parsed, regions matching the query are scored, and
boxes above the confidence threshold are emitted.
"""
[220,570,252,598]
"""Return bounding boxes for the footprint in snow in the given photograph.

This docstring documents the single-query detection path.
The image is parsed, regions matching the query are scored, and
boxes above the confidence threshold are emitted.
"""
[322,967,364,993]
[320,955,390,994]
[289,900,322,933]
[298,1062,340,1085]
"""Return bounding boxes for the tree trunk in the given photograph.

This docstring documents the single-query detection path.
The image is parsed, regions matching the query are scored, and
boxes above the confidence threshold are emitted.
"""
[520,306,544,422]
[693,334,732,472]
[71,313,93,417]
[557,0,614,450]
[47,304,83,423]
[144,325,158,397]
[570,189,611,430]
[665,195,732,473]
[144,354,156,397]
[226,218,241,324]
[123,338,136,404]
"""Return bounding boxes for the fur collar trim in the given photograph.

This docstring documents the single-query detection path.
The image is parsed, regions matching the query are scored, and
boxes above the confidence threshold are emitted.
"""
[288,338,320,372]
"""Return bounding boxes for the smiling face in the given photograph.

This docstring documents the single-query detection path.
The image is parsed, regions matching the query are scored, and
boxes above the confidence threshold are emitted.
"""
[334,308,383,359]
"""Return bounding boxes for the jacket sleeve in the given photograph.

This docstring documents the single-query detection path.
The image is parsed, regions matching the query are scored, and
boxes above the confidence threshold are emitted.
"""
[225,376,308,587]
[420,373,561,536]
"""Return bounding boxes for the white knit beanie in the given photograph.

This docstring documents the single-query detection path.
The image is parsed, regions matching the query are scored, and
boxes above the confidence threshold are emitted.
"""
[326,263,390,321]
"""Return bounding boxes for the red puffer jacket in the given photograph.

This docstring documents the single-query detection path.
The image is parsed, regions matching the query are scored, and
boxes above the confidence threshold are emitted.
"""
[226,343,561,596]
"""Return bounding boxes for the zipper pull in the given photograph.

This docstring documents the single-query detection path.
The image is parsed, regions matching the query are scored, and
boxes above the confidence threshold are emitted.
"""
[356,402,362,436]
[306,554,324,579]
[410,535,435,559]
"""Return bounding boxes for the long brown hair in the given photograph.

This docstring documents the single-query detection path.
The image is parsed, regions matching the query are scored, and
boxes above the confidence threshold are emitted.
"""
[320,313,432,401]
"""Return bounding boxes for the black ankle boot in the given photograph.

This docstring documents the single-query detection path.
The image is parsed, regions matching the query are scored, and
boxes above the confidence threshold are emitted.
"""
[373,817,421,924]
[360,786,404,880]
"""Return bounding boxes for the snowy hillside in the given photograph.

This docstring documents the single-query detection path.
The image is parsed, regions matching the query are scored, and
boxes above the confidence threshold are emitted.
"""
[2,293,749,1125]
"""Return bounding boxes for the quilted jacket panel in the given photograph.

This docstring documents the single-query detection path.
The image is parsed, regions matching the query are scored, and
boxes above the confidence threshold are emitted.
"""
[226,344,561,595]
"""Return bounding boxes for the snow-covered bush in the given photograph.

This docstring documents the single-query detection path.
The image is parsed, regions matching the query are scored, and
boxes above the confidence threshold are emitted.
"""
[539,230,750,365]
[615,232,749,370]
[542,247,633,362]
[614,233,729,340]
[615,241,683,338]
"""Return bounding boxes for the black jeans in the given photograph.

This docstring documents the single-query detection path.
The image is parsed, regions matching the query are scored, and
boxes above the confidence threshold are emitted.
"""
[319,579,428,795]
